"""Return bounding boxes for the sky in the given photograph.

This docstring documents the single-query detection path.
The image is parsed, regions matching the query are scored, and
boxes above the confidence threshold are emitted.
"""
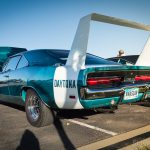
[0,0,150,58]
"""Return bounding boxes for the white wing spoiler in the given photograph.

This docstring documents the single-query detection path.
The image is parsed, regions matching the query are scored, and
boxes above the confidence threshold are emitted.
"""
[66,13,150,70]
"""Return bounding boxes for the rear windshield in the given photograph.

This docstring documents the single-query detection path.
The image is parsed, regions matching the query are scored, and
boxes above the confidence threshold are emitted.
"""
[49,50,118,65]
[24,50,118,66]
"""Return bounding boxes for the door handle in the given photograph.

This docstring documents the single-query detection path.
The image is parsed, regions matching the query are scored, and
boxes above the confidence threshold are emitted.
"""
[4,75,9,78]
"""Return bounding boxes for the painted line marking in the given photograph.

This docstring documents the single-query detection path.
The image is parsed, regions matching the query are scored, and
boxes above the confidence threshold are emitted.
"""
[68,119,118,136]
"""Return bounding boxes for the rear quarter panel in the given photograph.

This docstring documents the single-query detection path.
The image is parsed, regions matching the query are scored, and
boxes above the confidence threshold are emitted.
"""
[17,66,58,108]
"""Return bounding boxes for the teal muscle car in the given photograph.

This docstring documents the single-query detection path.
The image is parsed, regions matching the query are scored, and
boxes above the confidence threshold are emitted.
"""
[0,49,150,127]
[1,13,150,127]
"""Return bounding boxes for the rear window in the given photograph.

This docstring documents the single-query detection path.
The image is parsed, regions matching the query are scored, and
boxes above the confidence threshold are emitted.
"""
[25,50,118,66]
[49,50,118,65]
[85,54,117,65]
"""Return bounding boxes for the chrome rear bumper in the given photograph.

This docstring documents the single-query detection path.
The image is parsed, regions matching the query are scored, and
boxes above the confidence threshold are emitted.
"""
[80,84,149,100]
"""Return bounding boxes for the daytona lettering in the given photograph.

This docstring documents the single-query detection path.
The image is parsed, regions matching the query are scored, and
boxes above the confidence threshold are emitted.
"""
[54,80,76,88]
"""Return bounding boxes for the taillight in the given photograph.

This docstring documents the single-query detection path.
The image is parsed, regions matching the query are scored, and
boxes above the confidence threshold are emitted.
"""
[87,77,121,86]
[135,75,150,81]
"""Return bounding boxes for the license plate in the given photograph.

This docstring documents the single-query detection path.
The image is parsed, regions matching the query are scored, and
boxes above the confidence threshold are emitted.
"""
[124,88,139,100]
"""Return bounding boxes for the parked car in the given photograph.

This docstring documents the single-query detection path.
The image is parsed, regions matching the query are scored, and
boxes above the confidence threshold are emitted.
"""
[0,49,150,127]
[107,55,139,65]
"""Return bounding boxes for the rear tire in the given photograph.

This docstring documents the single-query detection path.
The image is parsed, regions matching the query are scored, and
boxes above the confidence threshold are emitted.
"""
[25,89,56,127]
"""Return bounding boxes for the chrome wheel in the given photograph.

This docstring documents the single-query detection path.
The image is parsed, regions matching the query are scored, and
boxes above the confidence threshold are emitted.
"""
[27,95,40,121]
[25,89,55,127]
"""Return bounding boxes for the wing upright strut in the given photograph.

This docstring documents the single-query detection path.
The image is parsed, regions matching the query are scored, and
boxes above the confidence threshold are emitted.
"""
[136,36,150,66]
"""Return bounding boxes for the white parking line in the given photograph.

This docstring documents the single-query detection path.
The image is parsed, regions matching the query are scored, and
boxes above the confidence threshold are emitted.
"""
[68,119,118,136]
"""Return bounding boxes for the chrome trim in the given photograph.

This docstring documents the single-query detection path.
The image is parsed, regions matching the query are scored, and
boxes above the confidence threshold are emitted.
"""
[27,95,40,121]
[80,88,123,100]
[86,88,122,94]
[80,83,149,100]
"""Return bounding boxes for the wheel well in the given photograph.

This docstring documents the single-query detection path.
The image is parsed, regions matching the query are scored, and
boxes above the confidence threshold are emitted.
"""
[21,87,37,102]
[21,87,50,108]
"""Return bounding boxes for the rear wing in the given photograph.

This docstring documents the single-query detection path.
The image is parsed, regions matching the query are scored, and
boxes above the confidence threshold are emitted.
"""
[66,13,150,70]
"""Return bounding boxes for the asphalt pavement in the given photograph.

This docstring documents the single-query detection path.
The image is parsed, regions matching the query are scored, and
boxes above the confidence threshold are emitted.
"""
[0,102,150,150]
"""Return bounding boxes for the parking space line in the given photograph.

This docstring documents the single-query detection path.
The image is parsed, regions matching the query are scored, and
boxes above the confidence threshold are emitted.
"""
[68,119,118,136]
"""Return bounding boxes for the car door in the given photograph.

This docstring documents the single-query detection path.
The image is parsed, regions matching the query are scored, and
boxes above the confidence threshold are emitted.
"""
[0,60,10,101]
[8,55,29,105]
[0,56,21,104]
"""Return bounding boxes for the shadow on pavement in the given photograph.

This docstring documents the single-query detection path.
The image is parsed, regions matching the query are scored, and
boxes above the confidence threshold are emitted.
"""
[16,129,40,150]
[0,101,25,111]
[131,101,150,107]
[0,101,114,150]
[57,107,115,120]
[0,100,114,120]
[139,103,150,107]
[51,110,76,150]
[50,108,115,149]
